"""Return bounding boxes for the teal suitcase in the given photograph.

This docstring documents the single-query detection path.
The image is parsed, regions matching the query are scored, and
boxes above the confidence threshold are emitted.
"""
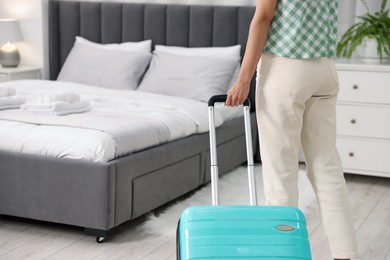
[176,95,311,260]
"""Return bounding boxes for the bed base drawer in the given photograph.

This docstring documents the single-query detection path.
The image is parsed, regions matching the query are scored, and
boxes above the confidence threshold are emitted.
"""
[131,154,201,218]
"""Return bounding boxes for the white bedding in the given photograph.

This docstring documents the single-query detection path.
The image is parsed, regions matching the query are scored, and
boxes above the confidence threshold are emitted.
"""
[0,80,243,162]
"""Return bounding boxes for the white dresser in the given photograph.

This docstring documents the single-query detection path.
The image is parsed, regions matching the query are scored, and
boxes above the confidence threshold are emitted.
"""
[335,60,390,178]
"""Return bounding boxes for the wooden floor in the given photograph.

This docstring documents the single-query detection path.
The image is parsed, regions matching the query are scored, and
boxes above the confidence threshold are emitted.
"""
[0,172,389,260]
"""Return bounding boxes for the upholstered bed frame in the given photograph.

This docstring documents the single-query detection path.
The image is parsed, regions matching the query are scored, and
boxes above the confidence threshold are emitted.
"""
[0,0,258,241]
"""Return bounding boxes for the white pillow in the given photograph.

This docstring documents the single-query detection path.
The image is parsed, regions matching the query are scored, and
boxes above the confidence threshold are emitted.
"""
[154,44,241,57]
[76,36,152,53]
[155,45,241,87]
[57,40,152,90]
[137,51,240,102]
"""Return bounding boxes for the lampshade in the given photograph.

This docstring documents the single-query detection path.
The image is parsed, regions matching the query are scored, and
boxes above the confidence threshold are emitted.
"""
[0,19,23,67]
[0,19,23,45]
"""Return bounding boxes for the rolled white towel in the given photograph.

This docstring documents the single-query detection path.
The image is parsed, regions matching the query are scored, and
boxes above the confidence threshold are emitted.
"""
[0,96,26,110]
[0,87,16,97]
[21,100,91,116]
[33,91,81,104]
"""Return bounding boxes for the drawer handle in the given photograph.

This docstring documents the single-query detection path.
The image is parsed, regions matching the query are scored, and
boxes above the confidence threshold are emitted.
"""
[348,152,354,157]
[352,84,358,90]
[350,119,356,124]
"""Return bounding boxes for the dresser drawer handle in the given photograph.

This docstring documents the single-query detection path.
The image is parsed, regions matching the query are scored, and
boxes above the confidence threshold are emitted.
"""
[352,84,358,90]
[348,152,354,157]
[350,119,356,124]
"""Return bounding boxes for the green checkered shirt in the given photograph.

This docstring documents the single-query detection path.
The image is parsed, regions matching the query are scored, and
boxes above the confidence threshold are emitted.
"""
[264,0,338,59]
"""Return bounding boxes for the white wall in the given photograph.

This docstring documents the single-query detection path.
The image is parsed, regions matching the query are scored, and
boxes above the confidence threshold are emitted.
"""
[0,0,43,67]
[356,0,390,16]
[338,0,357,37]
[1,0,383,78]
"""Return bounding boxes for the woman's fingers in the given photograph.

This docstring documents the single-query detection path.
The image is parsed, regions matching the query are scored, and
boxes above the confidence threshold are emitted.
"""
[226,82,249,106]
[226,92,243,106]
[225,95,230,106]
[227,92,238,106]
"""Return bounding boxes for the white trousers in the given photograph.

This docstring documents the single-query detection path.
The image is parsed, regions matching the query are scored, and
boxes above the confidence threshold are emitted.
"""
[256,53,359,259]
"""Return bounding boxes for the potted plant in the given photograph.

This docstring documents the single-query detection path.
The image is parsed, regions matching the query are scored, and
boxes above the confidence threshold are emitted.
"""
[336,0,390,63]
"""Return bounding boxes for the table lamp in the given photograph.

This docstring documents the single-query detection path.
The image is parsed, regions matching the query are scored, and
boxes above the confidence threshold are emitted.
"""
[0,19,23,68]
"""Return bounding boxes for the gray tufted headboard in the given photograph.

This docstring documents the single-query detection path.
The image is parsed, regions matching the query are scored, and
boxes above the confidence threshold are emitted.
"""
[48,0,256,106]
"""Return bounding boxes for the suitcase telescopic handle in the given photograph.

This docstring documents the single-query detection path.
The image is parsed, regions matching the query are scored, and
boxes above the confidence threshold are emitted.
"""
[208,95,258,206]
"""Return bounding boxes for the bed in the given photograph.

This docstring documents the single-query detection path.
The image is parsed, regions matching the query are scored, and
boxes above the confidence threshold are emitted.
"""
[0,0,258,242]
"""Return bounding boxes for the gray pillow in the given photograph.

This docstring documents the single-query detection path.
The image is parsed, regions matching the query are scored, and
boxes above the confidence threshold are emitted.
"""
[137,51,240,102]
[57,41,152,90]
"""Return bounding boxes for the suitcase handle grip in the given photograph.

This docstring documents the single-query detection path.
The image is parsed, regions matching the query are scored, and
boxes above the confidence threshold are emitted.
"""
[208,94,250,108]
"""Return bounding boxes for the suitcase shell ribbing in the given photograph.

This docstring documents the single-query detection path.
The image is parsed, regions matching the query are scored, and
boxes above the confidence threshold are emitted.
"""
[177,95,312,259]
[178,205,311,259]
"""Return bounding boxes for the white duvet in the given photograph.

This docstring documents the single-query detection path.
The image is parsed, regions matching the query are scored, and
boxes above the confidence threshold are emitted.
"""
[0,80,242,162]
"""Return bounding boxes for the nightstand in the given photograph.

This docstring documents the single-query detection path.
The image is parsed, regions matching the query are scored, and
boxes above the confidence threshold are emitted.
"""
[335,60,390,178]
[0,65,42,82]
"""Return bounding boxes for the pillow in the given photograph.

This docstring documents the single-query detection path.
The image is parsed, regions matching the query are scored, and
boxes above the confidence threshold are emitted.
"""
[76,36,152,53]
[137,51,240,102]
[155,44,241,87]
[154,44,241,57]
[57,40,152,90]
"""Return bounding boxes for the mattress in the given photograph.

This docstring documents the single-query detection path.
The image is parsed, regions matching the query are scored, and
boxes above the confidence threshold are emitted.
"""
[0,80,242,162]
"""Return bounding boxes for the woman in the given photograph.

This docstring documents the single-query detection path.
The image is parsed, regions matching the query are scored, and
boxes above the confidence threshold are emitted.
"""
[225,0,359,259]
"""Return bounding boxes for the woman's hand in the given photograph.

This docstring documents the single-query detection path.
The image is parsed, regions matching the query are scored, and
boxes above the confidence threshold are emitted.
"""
[225,80,250,107]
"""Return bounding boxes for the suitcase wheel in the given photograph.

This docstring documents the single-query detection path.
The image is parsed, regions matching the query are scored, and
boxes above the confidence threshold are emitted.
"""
[96,236,106,243]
